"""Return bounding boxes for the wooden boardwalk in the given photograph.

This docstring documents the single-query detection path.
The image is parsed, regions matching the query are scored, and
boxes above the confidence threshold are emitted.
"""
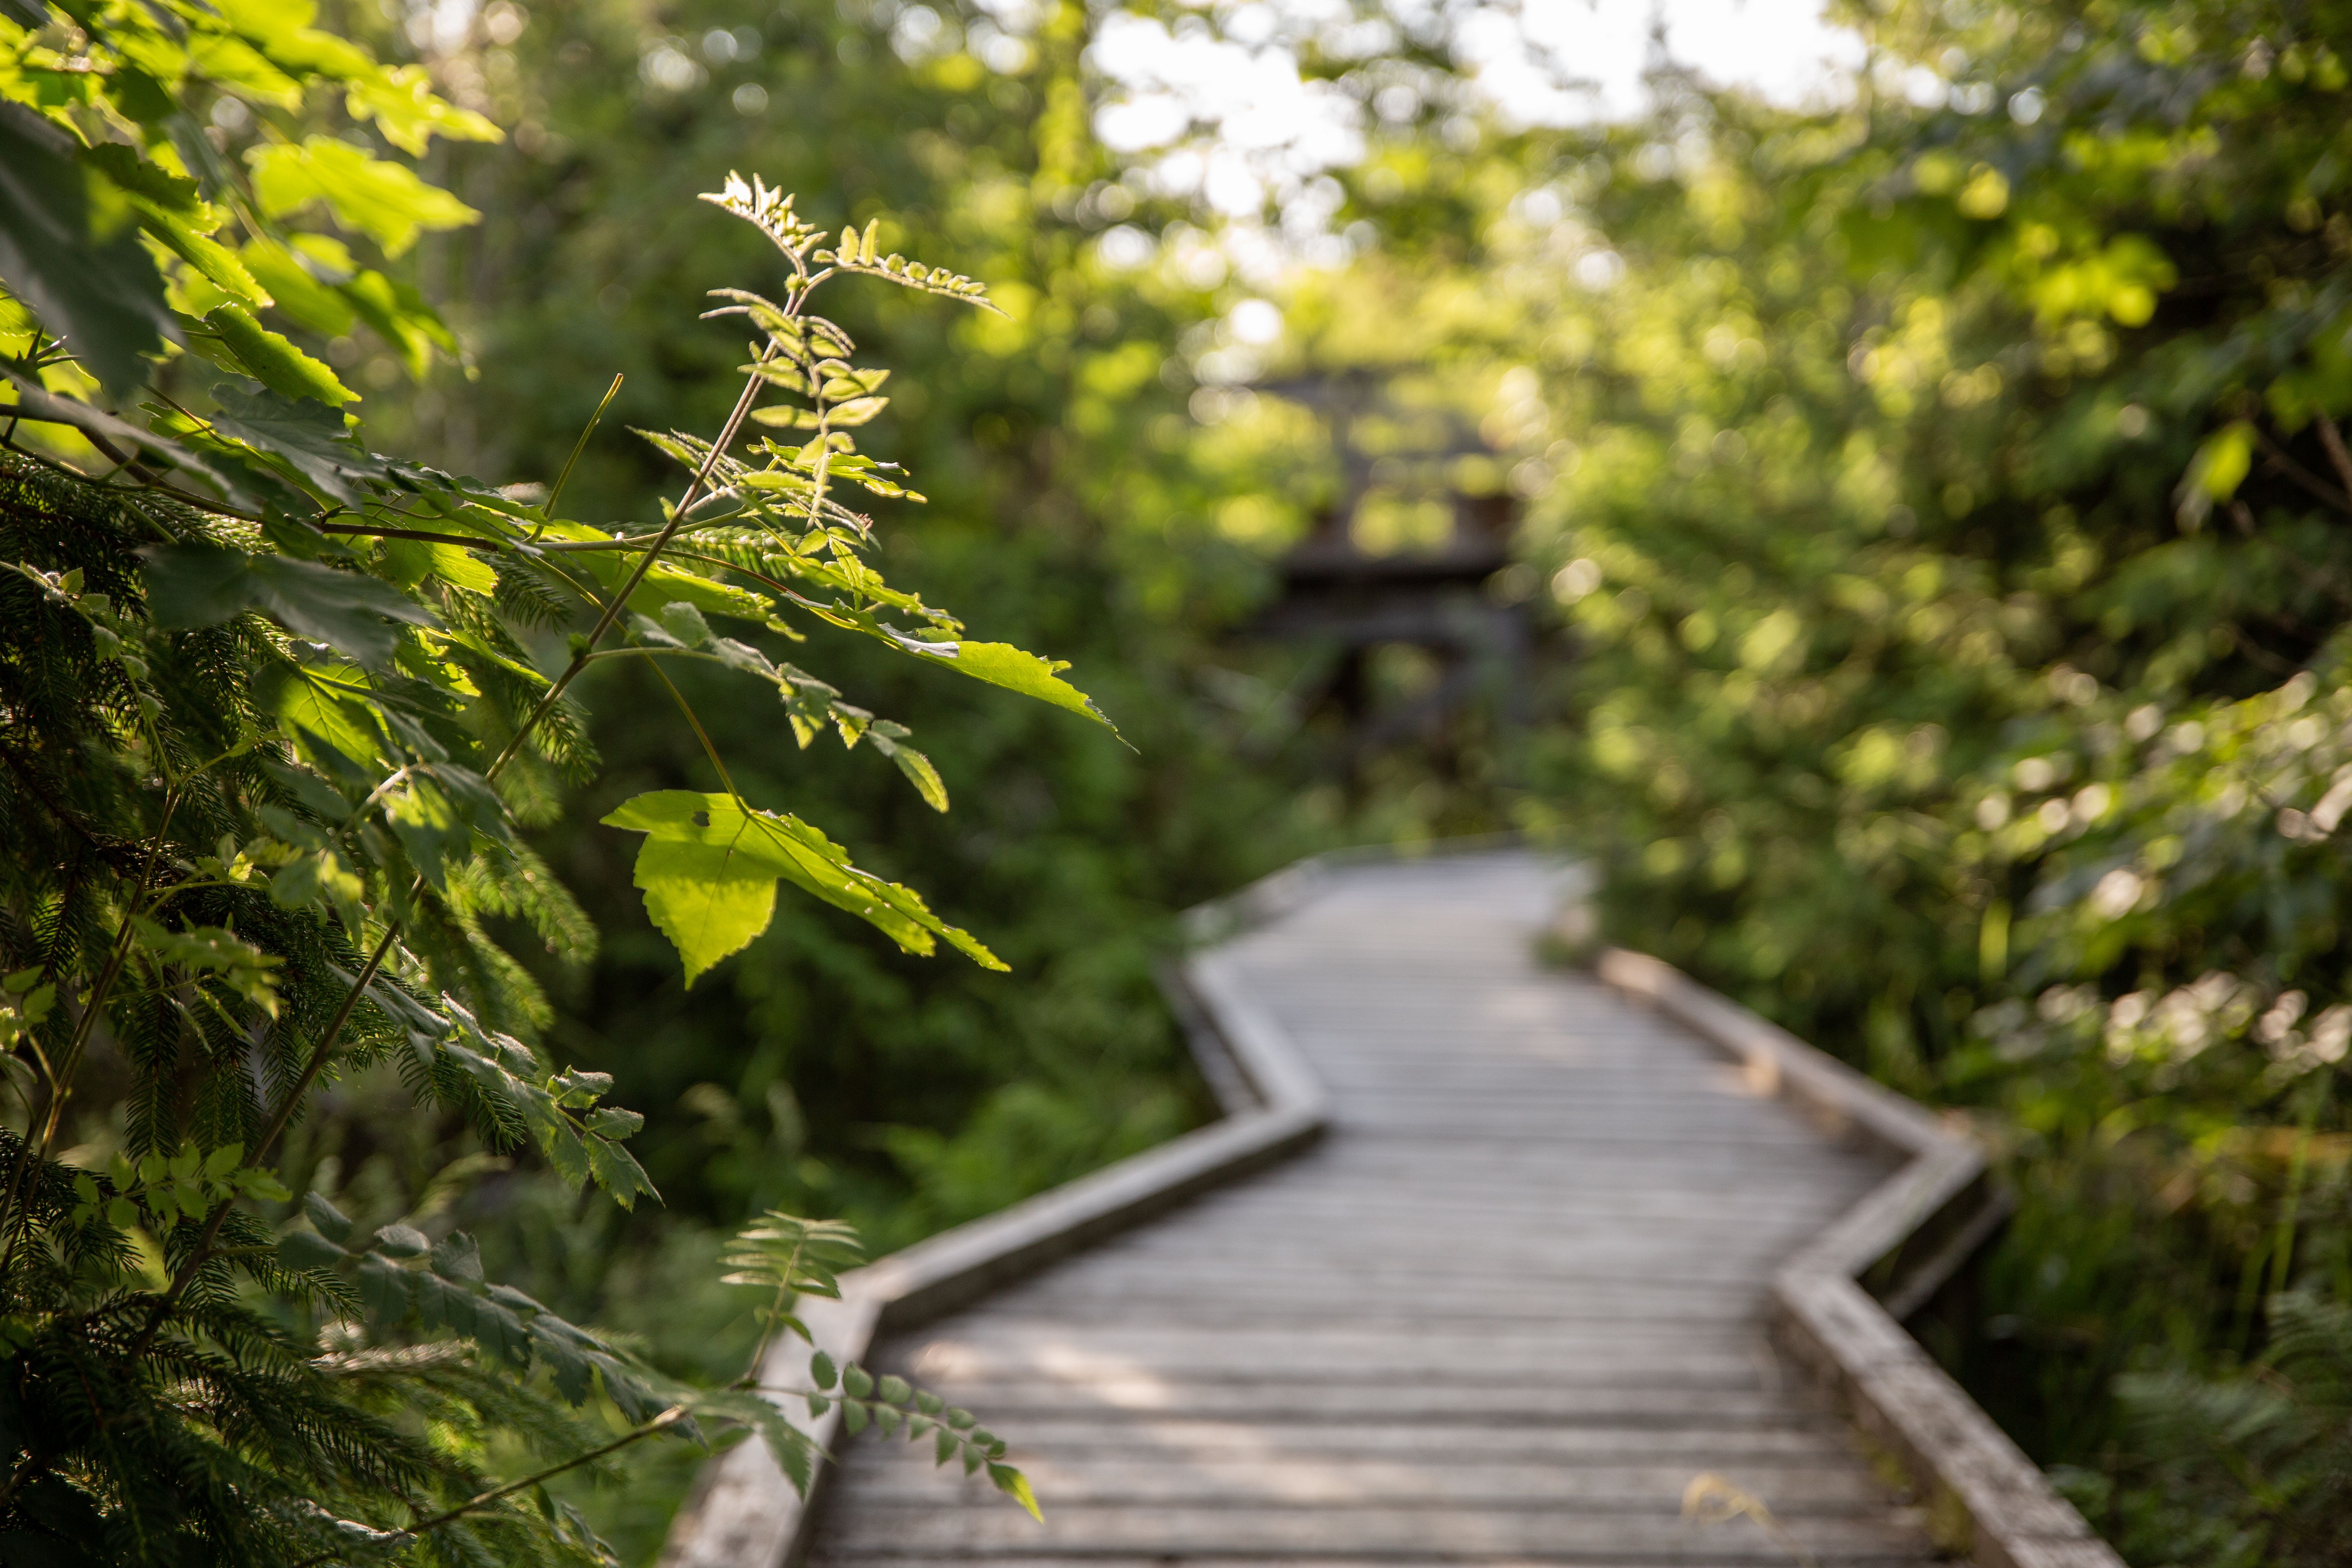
[803,853,1938,1566]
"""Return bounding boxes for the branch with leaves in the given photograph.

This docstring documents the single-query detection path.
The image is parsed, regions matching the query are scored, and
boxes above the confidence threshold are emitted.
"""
[2,3,1089,1543]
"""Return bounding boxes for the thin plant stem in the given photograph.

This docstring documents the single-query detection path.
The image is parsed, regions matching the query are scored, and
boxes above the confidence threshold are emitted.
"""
[534,373,625,539]
[285,1405,691,1568]
[486,340,782,785]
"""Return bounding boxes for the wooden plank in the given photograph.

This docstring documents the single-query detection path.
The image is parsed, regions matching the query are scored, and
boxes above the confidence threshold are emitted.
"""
[815,1502,1932,1559]
[834,1455,1907,1510]
[843,1380,1814,1423]
[872,1418,1861,1464]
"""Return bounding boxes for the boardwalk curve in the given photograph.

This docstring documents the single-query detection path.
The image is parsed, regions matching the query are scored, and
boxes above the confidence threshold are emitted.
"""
[664,849,2118,1568]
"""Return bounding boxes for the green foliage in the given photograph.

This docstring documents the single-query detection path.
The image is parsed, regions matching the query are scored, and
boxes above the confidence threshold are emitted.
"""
[356,0,1327,1278]
[0,0,484,401]
[0,0,1076,1547]
[1365,0,2352,1557]
[2087,1290,2352,1565]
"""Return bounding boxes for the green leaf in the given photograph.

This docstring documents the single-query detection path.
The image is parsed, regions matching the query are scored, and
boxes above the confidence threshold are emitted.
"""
[382,537,498,595]
[2176,420,2255,528]
[144,545,435,667]
[276,1228,349,1272]
[843,1364,874,1398]
[935,1426,958,1464]
[247,136,481,256]
[867,726,949,811]
[988,1464,1043,1521]
[239,238,357,336]
[382,764,506,893]
[345,63,503,156]
[600,790,1004,982]
[0,109,179,396]
[261,660,387,763]
[202,303,356,406]
[584,1107,644,1138]
[372,1223,429,1257]
[878,1374,911,1404]
[352,1252,407,1325]
[910,641,1119,736]
[549,523,774,624]
[620,837,778,989]
[196,378,389,503]
[303,1191,355,1243]
[129,918,283,1015]
[583,1134,659,1209]
[139,214,270,308]
[811,1351,837,1390]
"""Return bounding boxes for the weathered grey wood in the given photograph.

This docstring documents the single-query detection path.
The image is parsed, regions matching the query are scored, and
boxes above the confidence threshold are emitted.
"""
[1596,948,2117,1568]
[900,1418,1863,1463]
[787,854,1942,1568]
[835,1455,1905,1507]
[818,1502,1935,1559]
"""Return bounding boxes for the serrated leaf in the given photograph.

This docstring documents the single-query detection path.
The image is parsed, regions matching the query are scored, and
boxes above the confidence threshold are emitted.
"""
[868,732,949,811]
[203,303,355,406]
[584,1135,659,1209]
[909,641,1119,736]
[196,378,390,503]
[878,1374,912,1404]
[247,136,479,257]
[145,545,434,668]
[346,62,503,156]
[811,1351,837,1390]
[601,791,1003,981]
[842,1399,869,1434]
[935,1426,958,1464]
[844,1364,874,1398]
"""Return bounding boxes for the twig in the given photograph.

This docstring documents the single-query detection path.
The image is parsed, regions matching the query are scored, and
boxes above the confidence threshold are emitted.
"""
[483,340,780,783]
[286,1404,691,1568]
[2316,412,2352,502]
[2252,424,2352,515]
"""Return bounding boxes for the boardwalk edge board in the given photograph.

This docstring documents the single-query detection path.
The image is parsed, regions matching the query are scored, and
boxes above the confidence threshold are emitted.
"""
[1595,947,2125,1568]
[659,859,1338,1568]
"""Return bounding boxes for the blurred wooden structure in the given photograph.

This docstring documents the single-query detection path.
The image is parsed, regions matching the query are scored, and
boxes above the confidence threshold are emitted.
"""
[1249,374,1532,769]
[663,849,2119,1568]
